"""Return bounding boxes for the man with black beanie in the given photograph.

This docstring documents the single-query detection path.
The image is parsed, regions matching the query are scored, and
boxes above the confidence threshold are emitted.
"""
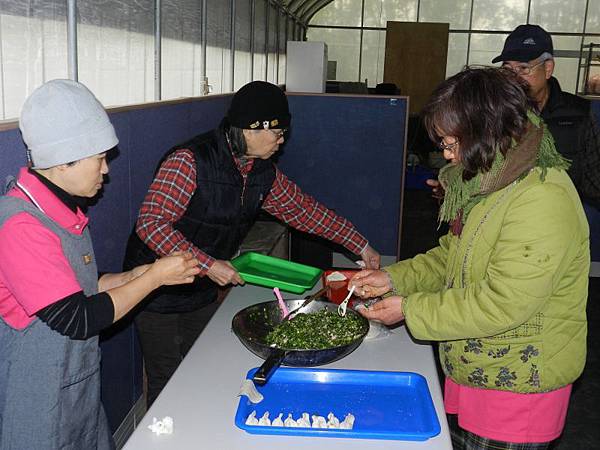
[123,81,380,406]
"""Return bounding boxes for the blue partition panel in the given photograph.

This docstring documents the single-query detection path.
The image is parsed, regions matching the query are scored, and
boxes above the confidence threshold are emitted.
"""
[96,97,231,431]
[586,100,600,261]
[279,94,407,256]
[0,128,27,183]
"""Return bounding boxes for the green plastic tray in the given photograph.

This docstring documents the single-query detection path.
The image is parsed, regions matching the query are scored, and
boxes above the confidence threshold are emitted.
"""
[231,252,322,294]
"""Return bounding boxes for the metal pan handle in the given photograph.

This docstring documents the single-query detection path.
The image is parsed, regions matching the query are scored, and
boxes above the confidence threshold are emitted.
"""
[253,349,287,385]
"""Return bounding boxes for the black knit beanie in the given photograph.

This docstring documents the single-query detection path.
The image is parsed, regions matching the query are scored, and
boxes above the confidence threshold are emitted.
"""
[227,81,291,130]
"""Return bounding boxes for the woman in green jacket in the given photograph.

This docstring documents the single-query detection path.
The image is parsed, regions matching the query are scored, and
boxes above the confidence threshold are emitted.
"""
[351,67,589,450]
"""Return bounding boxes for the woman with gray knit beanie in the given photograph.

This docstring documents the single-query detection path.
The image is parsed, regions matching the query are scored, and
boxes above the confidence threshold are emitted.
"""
[0,79,200,450]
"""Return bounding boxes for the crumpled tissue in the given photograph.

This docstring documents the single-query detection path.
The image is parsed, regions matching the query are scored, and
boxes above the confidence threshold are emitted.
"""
[148,416,174,435]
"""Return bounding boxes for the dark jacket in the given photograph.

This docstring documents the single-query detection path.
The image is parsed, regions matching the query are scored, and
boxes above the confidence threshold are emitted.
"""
[542,77,600,208]
[124,125,276,313]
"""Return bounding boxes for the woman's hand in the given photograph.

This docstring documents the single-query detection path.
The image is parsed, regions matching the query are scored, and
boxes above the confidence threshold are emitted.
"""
[357,296,405,325]
[349,269,392,298]
[130,264,151,280]
[206,259,245,286]
[148,251,201,286]
[360,245,381,269]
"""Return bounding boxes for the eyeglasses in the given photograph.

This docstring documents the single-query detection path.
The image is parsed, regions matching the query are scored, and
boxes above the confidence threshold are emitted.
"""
[267,128,287,139]
[502,59,546,76]
[438,139,459,151]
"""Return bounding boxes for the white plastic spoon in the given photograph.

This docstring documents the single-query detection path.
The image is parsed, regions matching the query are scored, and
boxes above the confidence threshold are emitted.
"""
[337,285,356,317]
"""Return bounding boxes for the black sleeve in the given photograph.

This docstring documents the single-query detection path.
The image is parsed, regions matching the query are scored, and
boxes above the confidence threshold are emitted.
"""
[36,291,115,340]
[580,111,600,209]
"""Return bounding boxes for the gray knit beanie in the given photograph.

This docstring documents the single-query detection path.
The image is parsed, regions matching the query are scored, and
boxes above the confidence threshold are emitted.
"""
[19,79,118,169]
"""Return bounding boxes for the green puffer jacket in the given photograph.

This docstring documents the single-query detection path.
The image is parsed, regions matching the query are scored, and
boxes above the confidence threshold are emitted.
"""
[387,167,589,393]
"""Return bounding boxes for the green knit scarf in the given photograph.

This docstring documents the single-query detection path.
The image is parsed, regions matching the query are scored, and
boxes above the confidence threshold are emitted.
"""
[438,111,570,228]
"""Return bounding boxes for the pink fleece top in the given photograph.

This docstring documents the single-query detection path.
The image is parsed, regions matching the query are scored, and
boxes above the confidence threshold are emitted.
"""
[444,377,571,443]
[0,168,86,329]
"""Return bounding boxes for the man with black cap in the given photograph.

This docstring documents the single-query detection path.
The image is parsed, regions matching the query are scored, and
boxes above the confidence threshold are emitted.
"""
[124,80,380,406]
[493,24,600,208]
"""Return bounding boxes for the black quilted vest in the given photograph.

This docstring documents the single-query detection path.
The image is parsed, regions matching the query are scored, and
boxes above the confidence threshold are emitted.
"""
[124,126,276,313]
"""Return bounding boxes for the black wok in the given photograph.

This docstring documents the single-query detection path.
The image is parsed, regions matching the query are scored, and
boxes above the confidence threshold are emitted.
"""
[232,299,369,385]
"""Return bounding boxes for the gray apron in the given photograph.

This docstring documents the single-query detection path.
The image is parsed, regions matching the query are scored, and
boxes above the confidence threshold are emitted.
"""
[0,195,114,450]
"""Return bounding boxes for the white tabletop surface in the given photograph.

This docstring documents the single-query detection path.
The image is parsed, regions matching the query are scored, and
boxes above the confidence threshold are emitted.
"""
[123,266,452,449]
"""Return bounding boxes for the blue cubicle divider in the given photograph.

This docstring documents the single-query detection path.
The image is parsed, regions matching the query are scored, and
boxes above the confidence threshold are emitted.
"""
[280,94,407,256]
[587,100,600,262]
[93,97,231,431]
[0,92,407,433]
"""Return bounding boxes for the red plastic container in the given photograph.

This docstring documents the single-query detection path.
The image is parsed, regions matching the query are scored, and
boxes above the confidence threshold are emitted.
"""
[321,269,359,305]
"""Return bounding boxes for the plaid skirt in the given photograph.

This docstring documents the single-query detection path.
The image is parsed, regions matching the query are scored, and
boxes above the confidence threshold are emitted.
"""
[448,414,553,450]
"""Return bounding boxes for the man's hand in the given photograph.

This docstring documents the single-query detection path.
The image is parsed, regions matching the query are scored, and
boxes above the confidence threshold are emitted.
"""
[207,259,244,286]
[349,269,391,298]
[360,244,381,269]
[426,178,445,201]
[357,296,405,325]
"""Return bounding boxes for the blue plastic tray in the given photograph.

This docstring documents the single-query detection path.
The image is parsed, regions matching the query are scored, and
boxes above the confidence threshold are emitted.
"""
[235,367,441,441]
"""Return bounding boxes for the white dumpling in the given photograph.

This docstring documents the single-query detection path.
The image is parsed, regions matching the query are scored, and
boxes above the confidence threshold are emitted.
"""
[272,413,284,427]
[258,411,271,426]
[245,410,259,426]
[311,415,327,428]
[296,412,311,428]
[327,412,340,429]
[340,413,355,430]
[284,413,298,427]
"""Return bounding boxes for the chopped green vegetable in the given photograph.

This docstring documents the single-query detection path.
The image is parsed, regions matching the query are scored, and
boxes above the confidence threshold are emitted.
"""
[265,309,366,349]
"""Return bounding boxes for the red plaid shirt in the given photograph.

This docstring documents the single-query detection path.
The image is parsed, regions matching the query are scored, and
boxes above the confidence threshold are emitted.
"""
[135,149,368,274]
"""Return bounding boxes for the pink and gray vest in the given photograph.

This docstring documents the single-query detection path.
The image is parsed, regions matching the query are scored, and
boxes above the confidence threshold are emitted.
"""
[0,195,114,450]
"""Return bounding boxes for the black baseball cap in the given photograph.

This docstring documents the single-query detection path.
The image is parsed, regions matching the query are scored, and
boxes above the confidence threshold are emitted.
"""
[492,24,553,63]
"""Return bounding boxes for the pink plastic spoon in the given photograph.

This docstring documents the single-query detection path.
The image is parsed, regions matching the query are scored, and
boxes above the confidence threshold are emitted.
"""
[273,287,289,317]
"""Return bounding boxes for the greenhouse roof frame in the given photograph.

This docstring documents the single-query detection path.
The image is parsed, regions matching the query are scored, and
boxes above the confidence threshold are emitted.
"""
[280,0,334,24]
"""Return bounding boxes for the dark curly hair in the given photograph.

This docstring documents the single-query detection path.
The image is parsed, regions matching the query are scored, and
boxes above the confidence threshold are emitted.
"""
[421,66,536,179]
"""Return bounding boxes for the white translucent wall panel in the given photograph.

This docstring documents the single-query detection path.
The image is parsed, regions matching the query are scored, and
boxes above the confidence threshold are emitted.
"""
[0,1,68,119]
[78,0,153,107]
[446,33,469,78]
[469,33,508,66]
[419,0,471,29]
[586,0,600,32]
[363,0,417,28]
[161,0,203,100]
[278,13,287,84]
[472,0,528,31]
[310,0,362,27]
[267,4,278,83]
[306,28,360,82]
[530,0,587,33]
[235,0,252,90]
[254,0,267,80]
[207,0,231,93]
[289,18,295,45]
[361,30,385,87]
[551,35,583,93]
[287,17,295,42]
